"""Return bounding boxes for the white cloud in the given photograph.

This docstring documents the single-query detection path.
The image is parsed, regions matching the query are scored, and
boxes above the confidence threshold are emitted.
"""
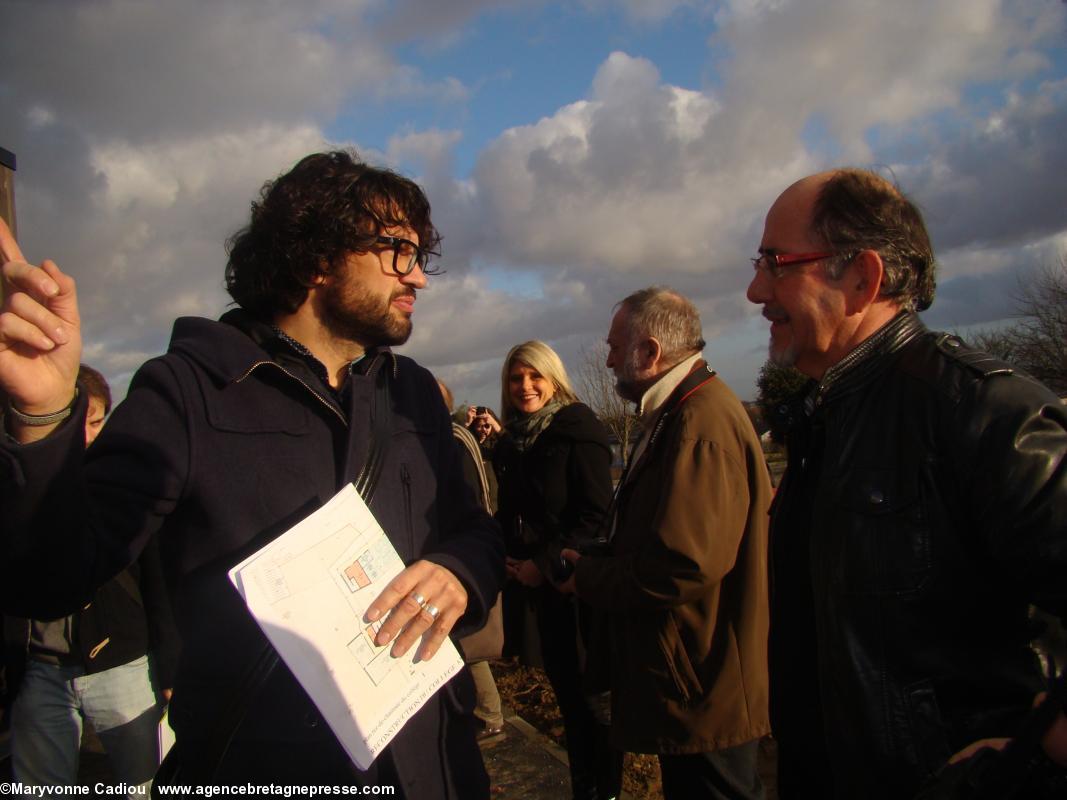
[423,0,1065,402]
[897,77,1067,253]
[373,0,549,43]
[2,0,1066,409]
[581,0,711,22]
[713,0,1058,163]
[387,129,464,178]
[15,121,332,369]
[1,1,392,144]
[470,52,770,276]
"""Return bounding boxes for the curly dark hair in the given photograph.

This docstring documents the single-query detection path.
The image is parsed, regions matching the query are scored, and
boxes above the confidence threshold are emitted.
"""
[811,169,936,312]
[225,150,441,320]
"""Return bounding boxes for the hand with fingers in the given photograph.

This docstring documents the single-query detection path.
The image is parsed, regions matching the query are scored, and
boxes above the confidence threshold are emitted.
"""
[556,548,581,594]
[476,411,501,434]
[505,557,543,588]
[0,218,82,441]
[365,559,469,662]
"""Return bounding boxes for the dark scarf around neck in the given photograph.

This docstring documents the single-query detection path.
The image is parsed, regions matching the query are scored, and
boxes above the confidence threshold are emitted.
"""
[506,399,564,452]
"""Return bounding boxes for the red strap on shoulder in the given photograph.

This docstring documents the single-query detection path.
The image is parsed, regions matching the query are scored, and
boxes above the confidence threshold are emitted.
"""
[677,373,716,407]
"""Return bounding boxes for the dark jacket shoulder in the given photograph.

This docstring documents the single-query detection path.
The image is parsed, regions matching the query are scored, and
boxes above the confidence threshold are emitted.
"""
[544,402,611,448]
[167,311,268,386]
[894,330,1026,402]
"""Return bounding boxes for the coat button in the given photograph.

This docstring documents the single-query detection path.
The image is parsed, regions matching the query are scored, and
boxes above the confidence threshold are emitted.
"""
[303,712,319,728]
[868,488,885,505]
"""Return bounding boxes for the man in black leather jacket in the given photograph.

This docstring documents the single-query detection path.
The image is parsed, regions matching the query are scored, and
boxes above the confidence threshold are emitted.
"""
[746,168,1067,799]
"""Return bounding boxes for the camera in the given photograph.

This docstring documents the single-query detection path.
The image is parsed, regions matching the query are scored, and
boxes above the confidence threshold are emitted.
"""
[476,406,488,415]
[551,537,611,582]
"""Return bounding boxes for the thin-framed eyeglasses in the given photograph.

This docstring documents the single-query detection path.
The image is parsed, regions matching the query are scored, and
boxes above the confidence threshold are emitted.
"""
[374,235,441,276]
[750,250,856,279]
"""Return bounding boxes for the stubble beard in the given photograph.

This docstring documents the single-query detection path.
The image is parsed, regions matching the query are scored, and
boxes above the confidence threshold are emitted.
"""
[322,282,414,348]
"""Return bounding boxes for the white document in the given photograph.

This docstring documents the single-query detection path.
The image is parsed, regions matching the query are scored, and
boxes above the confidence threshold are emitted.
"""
[228,483,463,770]
[157,707,176,761]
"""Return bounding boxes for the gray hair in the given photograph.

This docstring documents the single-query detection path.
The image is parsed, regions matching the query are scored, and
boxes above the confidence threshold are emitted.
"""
[617,286,705,367]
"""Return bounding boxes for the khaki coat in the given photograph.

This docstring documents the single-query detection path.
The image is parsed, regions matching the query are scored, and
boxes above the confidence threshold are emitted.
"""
[575,371,771,754]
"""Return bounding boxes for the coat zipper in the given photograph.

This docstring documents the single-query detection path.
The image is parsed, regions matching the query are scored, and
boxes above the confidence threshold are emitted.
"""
[400,464,413,554]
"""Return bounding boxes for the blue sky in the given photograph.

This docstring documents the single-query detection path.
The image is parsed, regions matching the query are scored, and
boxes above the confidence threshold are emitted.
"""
[3,0,1066,410]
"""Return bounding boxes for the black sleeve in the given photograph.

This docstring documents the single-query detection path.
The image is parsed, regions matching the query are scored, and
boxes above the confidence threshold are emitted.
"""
[0,357,191,619]
[138,534,181,690]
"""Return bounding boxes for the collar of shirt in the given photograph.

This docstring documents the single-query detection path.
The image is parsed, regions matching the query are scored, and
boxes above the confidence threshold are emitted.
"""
[637,351,704,422]
[627,351,704,471]
[808,310,920,412]
[269,325,373,397]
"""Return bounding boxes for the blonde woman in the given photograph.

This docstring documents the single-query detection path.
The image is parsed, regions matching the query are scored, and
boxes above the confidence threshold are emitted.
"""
[492,340,621,800]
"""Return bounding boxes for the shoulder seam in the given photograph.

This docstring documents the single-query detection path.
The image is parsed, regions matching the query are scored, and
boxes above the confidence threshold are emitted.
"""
[933,333,1014,380]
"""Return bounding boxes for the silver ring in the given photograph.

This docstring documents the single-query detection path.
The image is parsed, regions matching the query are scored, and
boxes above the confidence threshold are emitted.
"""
[424,604,440,620]
[411,592,427,608]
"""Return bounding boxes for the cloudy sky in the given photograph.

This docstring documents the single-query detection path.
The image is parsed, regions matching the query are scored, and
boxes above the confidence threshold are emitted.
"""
[3,0,1066,410]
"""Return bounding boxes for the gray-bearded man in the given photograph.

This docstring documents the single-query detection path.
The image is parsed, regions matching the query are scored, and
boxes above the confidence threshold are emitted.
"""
[564,286,771,800]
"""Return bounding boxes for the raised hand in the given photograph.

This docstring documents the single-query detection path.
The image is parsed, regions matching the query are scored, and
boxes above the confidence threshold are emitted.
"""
[0,218,82,431]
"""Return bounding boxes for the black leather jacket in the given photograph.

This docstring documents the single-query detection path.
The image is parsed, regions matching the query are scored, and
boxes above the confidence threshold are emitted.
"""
[769,312,1067,800]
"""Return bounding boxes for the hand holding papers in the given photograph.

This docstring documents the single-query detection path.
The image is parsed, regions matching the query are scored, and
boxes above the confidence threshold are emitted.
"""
[366,557,470,661]
[228,484,464,770]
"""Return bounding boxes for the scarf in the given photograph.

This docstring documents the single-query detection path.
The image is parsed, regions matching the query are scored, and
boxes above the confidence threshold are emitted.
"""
[505,399,564,453]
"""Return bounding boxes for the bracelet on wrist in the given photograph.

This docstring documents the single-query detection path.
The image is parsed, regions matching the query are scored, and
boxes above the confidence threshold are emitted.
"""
[6,388,80,427]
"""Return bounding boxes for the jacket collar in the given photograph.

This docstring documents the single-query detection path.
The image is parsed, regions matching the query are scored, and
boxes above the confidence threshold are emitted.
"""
[808,311,926,411]
[638,352,704,421]
[166,308,396,388]
[624,357,717,482]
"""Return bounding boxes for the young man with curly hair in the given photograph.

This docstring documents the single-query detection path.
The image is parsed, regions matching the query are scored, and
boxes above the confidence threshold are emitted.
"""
[0,151,503,797]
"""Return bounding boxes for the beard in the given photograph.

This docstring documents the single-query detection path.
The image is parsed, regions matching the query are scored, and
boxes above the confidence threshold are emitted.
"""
[769,337,797,369]
[321,281,414,348]
[612,347,645,404]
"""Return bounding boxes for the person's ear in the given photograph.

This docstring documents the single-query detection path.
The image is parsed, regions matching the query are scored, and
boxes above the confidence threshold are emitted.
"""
[646,337,663,369]
[847,250,885,313]
[310,256,338,287]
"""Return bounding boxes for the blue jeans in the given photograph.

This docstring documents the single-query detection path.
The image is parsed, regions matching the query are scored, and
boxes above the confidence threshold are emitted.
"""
[11,656,163,796]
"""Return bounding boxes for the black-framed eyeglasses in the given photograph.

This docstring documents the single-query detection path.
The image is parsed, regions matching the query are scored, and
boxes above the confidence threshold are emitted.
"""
[374,235,440,276]
[750,250,856,279]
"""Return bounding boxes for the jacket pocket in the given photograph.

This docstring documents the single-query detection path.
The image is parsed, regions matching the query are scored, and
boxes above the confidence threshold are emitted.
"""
[199,381,320,534]
[901,680,952,780]
[203,379,312,435]
[656,612,704,704]
[830,468,932,595]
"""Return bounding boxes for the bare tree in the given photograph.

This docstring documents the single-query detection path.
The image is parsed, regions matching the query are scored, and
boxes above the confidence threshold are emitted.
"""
[574,341,640,465]
[970,258,1067,396]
